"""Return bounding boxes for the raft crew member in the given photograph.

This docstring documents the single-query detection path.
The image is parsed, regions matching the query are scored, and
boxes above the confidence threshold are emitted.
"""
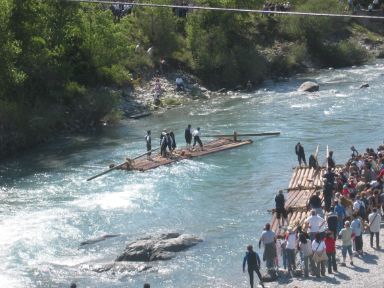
[243,245,264,288]
[185,124,192,150]
[145,130,151,160]
[160,129,168,157]
[165,132,173,155]
[192,127,203,150]
[169,131,176,151]
[309,154,319,170]
[351,146,359,158]
[295,142,307,167]
[275,190,287,227]
[327,151,336,169]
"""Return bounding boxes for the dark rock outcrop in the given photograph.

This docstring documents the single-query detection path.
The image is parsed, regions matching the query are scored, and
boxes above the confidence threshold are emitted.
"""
[298,81,319,92]
[116,233,202,262]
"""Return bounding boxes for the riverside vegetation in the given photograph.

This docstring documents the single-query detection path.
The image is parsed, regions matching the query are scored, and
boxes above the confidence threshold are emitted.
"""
[0,0,383,159]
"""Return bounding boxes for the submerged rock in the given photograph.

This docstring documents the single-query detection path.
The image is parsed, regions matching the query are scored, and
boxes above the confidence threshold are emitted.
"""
[116,233,202,262]
[298,81,319,92]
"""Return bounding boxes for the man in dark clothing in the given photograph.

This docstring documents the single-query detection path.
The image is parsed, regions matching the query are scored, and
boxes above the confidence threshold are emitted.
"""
[185,124,192,150]
[323,168,336,212]
[145,130,151,160]
[160,130,168,157]
[326,208,338,239]
[327,151,336,169]
[275,190,287,227]
[243,245,264,288]
[295,142,307,167]
[169,131,176,151]
[308,191,323,217]
[309,154,319,170]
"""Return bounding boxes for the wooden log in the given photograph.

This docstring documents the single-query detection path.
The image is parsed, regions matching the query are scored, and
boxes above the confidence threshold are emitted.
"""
[288,167,297,190]
[302,167,311,187]
[201,131,280,137]
[86,147,161,181]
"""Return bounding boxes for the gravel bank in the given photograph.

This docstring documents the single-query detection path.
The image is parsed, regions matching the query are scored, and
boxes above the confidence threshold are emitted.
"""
[267,223,384,288]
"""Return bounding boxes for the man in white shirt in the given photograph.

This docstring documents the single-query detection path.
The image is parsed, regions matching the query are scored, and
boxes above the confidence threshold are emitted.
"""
[305,210,326,240]
[192,127,203,151]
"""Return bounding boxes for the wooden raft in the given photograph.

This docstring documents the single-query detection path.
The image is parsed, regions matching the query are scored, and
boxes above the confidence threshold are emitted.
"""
[270,165,342,236]
[120,138,253,172]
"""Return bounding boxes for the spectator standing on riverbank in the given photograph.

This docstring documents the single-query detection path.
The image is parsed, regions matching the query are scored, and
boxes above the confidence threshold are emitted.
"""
[368,208,381,249]
[351,213,363,255]
[298,232,314,278]
[305,210,326,240]
[295,142,307,167]
[326,208,338,239]
[259,223,277,271]
[243,245,265,288]
[285,228,297,275]
[339,221,354,266]
[308,191,323,218]
[312,233,327,277]
[324,230,337,274]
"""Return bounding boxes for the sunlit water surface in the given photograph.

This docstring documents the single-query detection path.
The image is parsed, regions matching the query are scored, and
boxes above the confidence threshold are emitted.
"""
[1,62,384,287]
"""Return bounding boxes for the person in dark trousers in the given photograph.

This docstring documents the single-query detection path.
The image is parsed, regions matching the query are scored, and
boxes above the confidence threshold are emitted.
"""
[323,167,336,212]
[185,124,192,150]
[169,131,176,151]
[326,208,338,240]
[160,130,168,157]
[143,284,150,288]
[166,132,172,152]
[327,151,336,169]
[309,154,319,169]
[145,130,151,160]
[192,127,203,150]
[275,190,287,227]
[243,245,264,288]
[295,142,307,167]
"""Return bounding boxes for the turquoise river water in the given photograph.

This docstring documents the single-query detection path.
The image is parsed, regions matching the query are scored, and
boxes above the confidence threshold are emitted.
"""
[1,61,384,287]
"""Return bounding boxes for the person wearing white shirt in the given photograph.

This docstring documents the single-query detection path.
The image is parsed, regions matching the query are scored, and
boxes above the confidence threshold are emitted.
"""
[285,229,297,274]
[368,208,381,249]
[305,210,326,240]
[192,127,203,150]
[312,233,326,277]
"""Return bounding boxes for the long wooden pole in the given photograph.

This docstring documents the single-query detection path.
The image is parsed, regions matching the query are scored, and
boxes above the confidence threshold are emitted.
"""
[201,131,280,137]
[86,147,160,181]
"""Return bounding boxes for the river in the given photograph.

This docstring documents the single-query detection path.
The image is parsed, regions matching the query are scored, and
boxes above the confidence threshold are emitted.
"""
[1,61,384,287]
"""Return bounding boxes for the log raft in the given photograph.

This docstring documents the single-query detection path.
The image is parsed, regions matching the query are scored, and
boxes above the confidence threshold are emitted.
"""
[270,165,343,236]
[119,138,253,172]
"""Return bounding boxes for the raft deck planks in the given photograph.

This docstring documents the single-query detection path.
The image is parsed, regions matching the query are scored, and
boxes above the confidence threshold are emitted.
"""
[121,138,253,172]
[270,165,343,235]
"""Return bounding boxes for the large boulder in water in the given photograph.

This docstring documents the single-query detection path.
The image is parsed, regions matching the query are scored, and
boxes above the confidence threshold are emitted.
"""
[116,233,202,262]
[298,81,319,92]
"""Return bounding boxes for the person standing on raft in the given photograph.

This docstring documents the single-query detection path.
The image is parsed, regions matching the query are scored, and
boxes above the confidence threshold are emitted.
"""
[160,129,168,157]
[243,245,265,288]
[185,124,192,150]
[192,127,203,151]
[295,142,307,167]
[145,130,151,160]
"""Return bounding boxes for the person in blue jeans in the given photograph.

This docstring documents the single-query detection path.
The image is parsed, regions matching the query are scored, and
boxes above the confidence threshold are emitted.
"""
[335,200,346,233]
[243,245,265,288]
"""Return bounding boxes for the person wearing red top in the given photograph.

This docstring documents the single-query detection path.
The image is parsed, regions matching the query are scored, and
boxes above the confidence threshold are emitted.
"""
[324,230,337,274]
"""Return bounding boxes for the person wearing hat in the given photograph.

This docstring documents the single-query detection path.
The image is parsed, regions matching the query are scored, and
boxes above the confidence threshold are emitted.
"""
[243,245,264,288]
[295,142,307,167]
[275,190,288,228]
[145,130,152,160]
[192,127,203,151]
[338,221,353,266]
